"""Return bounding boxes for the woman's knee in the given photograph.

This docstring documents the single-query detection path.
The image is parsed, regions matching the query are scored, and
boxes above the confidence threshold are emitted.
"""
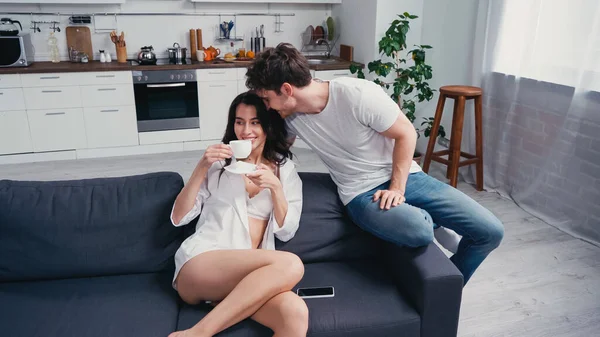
[274,293,309,334]
[274,252,305,285]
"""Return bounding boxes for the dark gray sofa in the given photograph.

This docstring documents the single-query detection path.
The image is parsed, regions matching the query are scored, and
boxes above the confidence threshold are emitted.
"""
[0,171,462,337]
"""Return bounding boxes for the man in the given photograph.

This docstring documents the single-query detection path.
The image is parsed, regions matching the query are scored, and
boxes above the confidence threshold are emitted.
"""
[245,43,503,284]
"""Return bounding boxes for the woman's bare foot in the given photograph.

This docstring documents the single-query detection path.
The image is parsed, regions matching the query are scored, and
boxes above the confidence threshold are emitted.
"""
[168,329,207,337]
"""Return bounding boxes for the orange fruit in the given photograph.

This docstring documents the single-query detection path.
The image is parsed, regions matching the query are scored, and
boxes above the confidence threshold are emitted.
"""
[247,51,255,59]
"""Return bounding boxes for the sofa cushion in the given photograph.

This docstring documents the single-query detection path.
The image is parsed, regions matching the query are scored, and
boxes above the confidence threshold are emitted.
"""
[0,172,185,282]
[0,272,180,337]
[177,260,420,337]
[277,173,381,263]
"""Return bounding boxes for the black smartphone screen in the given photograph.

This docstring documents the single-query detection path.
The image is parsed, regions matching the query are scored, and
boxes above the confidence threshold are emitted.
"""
[297,287,334,297]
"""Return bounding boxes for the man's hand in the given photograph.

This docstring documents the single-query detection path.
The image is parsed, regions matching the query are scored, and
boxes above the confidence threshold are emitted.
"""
[373,189,405,210]
[245,164,282,192]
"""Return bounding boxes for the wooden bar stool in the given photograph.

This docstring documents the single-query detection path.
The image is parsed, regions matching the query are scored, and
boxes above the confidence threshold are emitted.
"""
[422,85,484,191]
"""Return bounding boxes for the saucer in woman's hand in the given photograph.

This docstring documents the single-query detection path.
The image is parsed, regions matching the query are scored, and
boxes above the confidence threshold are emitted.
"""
[224,161,257,175]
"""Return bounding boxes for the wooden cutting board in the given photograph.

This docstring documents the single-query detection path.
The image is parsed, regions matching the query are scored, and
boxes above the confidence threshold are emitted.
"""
[340,44,354,62]
[66,26,93,61]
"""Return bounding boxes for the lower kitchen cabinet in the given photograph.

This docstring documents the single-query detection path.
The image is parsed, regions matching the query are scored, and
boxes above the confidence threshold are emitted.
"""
[313,69,354,81]
[198,81,239,140]
[83,106,139,148]
[0,110,33,155]
[27,108,87,152]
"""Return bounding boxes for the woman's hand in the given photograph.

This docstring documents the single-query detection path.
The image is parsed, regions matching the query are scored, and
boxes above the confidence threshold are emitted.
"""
[245,163,282,192]
[199,144,233,170]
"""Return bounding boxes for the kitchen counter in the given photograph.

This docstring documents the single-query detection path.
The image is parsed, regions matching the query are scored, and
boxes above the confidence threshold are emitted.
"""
[0,56,363,75]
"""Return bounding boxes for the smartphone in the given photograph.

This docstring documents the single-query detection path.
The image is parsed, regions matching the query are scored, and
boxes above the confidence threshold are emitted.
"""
[296,286,335,299]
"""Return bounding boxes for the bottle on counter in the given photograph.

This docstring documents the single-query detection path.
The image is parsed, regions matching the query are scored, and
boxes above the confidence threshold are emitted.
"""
[105,52,112,62]
[100,50,106,63]
[48,32,60,63]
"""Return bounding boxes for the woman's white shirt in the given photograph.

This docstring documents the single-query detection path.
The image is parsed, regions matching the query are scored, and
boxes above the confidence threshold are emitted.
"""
[170,159,302,286]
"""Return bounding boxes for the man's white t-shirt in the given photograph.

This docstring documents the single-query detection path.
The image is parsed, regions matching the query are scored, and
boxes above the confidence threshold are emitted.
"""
[286,77,422,205]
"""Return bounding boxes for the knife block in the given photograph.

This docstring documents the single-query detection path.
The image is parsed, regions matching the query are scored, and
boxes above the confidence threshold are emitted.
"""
[116,46,127,63]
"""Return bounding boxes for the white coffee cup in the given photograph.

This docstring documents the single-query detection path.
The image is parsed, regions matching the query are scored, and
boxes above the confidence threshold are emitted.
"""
[196,49,205,62]
[229,140,252,159]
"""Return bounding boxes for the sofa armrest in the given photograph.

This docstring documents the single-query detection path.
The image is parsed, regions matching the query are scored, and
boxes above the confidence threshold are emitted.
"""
[383,242,463,337]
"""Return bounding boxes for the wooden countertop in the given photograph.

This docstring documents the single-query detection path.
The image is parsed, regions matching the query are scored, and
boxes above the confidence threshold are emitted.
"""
[0,57,363,75]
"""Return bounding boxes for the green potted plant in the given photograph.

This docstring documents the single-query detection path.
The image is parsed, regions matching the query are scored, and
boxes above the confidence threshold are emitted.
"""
[350,12,445,164]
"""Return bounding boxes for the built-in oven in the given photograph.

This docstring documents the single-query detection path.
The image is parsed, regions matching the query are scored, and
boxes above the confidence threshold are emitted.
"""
[132,69,199,132]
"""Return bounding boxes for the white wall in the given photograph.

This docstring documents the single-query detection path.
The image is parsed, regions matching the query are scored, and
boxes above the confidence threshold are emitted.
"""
[331,0,377,64]
[0,0,332,61]
[417,0,479,152]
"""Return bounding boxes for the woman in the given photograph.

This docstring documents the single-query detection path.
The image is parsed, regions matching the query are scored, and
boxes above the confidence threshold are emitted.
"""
[169,92,307,337]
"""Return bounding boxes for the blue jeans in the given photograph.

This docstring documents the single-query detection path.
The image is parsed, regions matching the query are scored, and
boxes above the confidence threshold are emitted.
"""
[346,172,504,284]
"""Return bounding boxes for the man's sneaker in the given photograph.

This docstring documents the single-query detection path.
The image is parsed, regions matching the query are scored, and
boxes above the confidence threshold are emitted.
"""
[434,227,461,254]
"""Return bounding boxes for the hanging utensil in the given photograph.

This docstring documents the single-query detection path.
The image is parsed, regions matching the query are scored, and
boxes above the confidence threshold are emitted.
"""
[259,24,265,50]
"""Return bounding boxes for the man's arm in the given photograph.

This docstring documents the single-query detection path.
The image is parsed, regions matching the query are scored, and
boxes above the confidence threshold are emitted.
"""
[375,113,417,209]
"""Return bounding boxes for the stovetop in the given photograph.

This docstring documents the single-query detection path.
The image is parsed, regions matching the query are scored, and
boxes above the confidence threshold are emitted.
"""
[130,58,194,66]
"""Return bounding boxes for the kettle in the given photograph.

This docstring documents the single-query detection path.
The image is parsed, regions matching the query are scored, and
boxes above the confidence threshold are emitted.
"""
[167,42,188,64]
[136,46,157,65]
[0,18,22,36]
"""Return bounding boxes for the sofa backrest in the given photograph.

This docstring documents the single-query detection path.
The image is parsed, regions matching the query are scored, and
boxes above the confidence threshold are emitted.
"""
[0,172,185,282]
[277,172,381,262]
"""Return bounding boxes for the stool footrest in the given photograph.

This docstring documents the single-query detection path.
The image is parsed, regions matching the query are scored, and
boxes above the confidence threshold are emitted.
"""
[429,150,480,167]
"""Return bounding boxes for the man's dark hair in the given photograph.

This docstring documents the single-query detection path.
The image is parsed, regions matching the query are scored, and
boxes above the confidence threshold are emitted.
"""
[245,43,312,94]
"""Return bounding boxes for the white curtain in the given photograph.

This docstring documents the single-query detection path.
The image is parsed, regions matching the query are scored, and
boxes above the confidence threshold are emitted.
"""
[462,0,600,246]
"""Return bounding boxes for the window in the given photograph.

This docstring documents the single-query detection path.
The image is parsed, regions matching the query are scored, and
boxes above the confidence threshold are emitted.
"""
[491,0,600,91]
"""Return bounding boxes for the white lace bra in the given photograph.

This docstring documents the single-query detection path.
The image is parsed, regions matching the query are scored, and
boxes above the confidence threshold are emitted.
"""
[246,189,272,220]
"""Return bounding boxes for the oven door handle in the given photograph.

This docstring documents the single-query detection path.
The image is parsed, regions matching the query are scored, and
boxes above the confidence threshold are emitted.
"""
[146,83,186,88]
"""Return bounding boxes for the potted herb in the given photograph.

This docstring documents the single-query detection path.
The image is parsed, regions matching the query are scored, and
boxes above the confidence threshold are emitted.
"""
[350,12,445,164]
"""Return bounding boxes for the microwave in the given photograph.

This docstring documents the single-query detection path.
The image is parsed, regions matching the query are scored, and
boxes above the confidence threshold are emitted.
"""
[0,33,34,67]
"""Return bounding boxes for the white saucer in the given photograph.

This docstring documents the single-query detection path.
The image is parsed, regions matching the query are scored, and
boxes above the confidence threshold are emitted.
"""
[224,161,257,175]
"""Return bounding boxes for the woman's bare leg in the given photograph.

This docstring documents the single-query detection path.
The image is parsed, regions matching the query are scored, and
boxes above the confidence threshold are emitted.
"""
[251,291,309,337]
[169,249,304,337]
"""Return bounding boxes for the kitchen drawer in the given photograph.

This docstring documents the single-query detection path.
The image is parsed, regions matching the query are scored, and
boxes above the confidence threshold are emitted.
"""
[196,69,237,82]
[81,84,134,107]
[0,88,25,111]
[0,110,33,155]
[23,86,82,110]
[314,69,354,81]
[0,74,21,88]
[27,108,86,152]
[237,67,248,80]
[79,71,133,86]
[20,72,81,87]
[83,106,138,148]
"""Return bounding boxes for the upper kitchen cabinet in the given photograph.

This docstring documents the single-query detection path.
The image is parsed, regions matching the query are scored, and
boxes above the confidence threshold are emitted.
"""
[0,0,125,3]
[191,0,341,3]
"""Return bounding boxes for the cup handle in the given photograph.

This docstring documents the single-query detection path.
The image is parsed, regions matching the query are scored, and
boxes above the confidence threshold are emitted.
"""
[216,48,221,56]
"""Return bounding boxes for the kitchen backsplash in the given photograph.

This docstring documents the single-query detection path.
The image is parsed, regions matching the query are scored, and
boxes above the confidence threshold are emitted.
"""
[1,0,334,61]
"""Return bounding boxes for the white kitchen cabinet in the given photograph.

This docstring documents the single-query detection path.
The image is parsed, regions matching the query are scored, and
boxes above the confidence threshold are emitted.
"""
[81,84,135,108]
[20,73,80,88]
[237,68,249,94]
[191,0,341,3]
[314,69,354,81]
[198,81,238,140]
[238,81,249,94]
[0,110,33,155]
[0,88,25,111]
[83,106,138,149]
[0,0,124,3]
[23,86,82,110]
[0,74,21,88]
[197,69,238,83]
[27,108,87,152]
[79,71,132,86]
